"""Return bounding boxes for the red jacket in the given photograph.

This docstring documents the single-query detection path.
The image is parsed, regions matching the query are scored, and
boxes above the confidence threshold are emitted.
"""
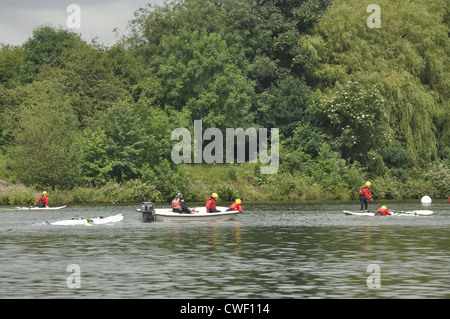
[205,198,217,213]
[229,203,242,212]
[172,198,181,210]
[359,186,372,199]
[376,208,391,216]
[35,195,49,206]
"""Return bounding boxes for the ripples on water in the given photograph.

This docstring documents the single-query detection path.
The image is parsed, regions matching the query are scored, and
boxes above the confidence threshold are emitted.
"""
[1,200,449,299]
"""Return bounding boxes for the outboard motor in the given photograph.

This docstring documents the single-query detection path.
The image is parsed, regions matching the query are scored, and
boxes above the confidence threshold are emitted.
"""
[141,202,155,222]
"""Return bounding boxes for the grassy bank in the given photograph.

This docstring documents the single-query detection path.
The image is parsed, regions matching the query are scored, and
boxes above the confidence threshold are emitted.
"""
[0,162,448,206]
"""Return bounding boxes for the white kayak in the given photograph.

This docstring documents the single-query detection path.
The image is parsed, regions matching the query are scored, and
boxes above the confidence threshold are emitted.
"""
[47,214,124,226]
[344,210,433,216]
[141,206,241,222]
[2,205,68,211]
[13,205,67,211]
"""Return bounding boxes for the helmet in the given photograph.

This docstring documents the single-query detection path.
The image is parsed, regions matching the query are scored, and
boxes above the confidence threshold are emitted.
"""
[235,199,241,204]
[211,193,218,199]
[365,181,371,187]
[381,205,387,210]
[43,191,47,195]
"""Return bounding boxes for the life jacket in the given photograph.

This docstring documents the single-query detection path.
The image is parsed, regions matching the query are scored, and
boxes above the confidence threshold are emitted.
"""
[359,186,372,199]
[205,198,216,212]
[230,203,242,212]
[172,198,182,210]
[375,208,391,216]
[36,195,48,206]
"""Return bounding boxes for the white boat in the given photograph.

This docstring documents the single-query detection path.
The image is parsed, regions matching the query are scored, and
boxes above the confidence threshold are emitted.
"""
[47,214,124,226]
[141,206,241,222]
[13,205,67,211]
[344,210,433,216]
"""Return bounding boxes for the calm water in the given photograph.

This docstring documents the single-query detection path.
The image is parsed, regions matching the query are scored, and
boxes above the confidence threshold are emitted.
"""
[1,200,449,299]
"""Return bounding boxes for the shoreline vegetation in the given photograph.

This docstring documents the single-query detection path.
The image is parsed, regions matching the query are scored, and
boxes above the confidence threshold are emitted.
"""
[1,162,448,206]
[1,0,448,206]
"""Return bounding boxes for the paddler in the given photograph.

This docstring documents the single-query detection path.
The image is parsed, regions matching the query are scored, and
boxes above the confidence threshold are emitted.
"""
[227,199,243,212]
[172,192,192,214]
[35,191,49,208]
[359,181,373,212]
[206,193,220,213]
[374,205,391,216]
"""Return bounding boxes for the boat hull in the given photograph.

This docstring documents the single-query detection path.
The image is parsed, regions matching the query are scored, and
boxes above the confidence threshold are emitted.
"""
[344,210,433,216]
[147,206,241,222]
[47,214,124,226]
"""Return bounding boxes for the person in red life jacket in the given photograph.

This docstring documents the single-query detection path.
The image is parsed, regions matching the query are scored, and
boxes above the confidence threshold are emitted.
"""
[35,191,49,208]
[374,205,392,216]
[172,193,192,214]
[227,199,243,212]
[206,193,221,213]
[359,181,373,212]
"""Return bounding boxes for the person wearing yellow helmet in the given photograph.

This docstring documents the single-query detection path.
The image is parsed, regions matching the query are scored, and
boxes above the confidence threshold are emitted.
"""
[227,199,243,213]
[206,193,220,213]
[35,191,49,208]
[359,181,373,212]
[375,205,391,216]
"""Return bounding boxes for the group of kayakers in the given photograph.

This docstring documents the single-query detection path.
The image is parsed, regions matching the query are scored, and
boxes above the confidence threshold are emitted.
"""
[34,181,395,216]
[172,192,243,214]
[172,180,387,216]
[359,181,391,215]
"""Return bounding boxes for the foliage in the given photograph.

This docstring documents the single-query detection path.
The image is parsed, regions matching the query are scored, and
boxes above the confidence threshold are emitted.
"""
[0,0,448,200]
[8,80,82,190]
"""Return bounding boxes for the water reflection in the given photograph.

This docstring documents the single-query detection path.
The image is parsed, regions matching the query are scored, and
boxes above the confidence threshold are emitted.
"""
[0,200,449,298]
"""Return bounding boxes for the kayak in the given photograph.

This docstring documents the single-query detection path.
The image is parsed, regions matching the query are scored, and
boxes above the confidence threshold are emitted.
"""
[343,210,433,216]
[8,205,67,211]
[47,214,124,226]
[138,206,241,222]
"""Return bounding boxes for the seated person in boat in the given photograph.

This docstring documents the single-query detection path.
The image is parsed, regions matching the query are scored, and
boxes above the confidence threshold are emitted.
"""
[35,191,49,208]
[227,199,242,212]
[374,205,392,216]
[172,193,192,214]
[206,193,221,213]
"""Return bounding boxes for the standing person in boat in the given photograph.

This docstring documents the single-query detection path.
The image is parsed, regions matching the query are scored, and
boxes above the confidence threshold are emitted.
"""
[227,199,243,212]
[206,193,221,213]
[35,191,49,208]
[359,181,373,212]
[172,193,192,214]
[374,205,391,216]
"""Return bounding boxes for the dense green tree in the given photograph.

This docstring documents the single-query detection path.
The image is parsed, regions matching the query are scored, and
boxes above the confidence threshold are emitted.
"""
[0,45,24,89]
[255,75,315,138]
[80,128,112,187]
[134,29,254,129]
[8,80,82,190]
[20,25,81,83]
[298,0,449,164]
[37,43,130,126]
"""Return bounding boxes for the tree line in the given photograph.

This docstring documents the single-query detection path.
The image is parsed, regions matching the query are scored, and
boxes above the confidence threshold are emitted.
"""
[0,0,448,202]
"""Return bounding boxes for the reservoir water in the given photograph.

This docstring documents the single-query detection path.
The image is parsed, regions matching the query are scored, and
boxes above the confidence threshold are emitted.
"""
[1,200,449,299]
